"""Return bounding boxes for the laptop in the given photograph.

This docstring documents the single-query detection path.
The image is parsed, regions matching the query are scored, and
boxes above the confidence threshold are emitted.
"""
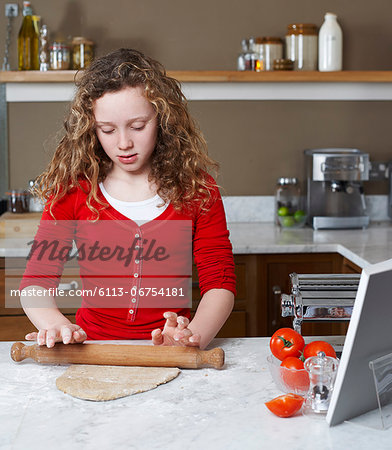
[326,258,392,427]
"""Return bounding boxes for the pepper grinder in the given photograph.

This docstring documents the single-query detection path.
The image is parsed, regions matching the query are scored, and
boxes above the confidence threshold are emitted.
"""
[39,24,50,71]
[303,351,339,415]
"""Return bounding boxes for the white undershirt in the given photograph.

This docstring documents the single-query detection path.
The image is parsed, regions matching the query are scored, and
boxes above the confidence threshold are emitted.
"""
[99,182,169,225]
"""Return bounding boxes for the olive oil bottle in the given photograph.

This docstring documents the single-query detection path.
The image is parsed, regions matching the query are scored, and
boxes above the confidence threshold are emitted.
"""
[18,1,39,70]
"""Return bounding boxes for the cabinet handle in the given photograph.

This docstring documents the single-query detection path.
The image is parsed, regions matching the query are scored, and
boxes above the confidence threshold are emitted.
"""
[272,286,281,296]
[272,285,282,329]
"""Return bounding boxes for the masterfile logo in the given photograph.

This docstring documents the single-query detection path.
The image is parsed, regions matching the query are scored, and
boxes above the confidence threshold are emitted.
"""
[5,220,192,309]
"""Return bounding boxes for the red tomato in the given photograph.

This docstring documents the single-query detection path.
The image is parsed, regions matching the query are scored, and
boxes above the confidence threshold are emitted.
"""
[270,328,305,361]
[265,393,304,418]
[303,341,337,359]
[280,357,310,392]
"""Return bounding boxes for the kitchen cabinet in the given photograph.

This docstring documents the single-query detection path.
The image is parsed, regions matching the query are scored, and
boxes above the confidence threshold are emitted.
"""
[0,254,255,341]
[0,257,78,341]
[260,253,360,337]
[0,252,362,341]
[192,254,260,338]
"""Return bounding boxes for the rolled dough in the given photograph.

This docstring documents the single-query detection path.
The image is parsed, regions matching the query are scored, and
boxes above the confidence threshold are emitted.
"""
[56,365,181,401]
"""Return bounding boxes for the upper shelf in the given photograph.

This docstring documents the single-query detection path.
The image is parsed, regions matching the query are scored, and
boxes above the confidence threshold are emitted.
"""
[2,70,392,82]
[2,71,392,101]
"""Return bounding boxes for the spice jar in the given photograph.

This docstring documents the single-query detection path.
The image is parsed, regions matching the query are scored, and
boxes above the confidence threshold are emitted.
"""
[275,178,306,228]
[50,41,71,70]
[286,23,318,71]
[262,37,283,71]
[72,36,94,69]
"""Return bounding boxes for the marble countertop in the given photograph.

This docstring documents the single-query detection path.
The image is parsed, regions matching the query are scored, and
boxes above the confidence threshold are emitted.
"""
[227,222,392,268]
[2,337,391,450]
[2,220,392,268]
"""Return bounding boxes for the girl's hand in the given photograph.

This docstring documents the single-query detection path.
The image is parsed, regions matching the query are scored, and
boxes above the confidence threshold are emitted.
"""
[151,312,200,347]
[25,324,87,348]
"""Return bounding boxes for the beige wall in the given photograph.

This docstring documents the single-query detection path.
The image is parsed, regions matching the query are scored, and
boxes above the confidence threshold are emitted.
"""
[2,0,392,194]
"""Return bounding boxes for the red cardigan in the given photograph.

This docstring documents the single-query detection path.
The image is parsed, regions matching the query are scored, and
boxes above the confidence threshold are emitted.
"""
[20,178,236,340]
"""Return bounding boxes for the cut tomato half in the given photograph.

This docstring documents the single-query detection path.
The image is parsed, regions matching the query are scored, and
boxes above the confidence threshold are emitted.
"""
[265,393,304,418]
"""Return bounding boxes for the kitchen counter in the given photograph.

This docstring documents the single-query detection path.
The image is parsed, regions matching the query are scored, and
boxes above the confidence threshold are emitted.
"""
[227,222,392,268]
[1,219,392,268]
[1,337,391,450]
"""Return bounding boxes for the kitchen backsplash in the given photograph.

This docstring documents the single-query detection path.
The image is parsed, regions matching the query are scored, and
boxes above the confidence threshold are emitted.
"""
[222,195,390,223]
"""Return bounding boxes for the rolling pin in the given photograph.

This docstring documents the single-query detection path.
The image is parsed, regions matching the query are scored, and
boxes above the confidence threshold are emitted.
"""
[10,342,225,369]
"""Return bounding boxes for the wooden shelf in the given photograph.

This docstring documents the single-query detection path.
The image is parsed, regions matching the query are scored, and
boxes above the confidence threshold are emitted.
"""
[2,70,392,83]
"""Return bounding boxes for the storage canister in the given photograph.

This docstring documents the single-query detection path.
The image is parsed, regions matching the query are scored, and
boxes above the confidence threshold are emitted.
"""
[72,36,94,69]
[262,37,283,71]
[50,41,71,70]
[6,190,29,213]
[286,23,318,70]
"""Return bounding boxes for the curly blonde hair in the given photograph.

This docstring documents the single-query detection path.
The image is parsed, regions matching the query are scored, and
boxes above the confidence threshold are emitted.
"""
[33,48,219,218]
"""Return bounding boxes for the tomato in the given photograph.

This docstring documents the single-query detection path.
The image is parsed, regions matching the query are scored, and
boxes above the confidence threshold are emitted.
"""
[280,357,310,392]
[265,393,304,418]
[303,340,337,359]
[270,328,305,361]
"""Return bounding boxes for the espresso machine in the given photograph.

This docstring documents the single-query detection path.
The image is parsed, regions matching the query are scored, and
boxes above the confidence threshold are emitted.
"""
[305,148,370,229]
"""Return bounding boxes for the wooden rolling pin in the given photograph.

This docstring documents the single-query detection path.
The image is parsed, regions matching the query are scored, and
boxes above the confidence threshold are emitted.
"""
[10,342,225,369]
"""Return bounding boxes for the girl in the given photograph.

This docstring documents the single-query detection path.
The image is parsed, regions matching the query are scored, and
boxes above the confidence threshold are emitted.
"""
[20,48,236,350]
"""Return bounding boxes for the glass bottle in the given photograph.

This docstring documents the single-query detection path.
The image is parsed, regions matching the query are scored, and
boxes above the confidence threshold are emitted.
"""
[18,1,39,70]
[237,39,249,71]
[248,38,258,71]
[318,13,343,71]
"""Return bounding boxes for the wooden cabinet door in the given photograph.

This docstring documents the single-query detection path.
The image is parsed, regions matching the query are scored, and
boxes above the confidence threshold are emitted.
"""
[0,257,78,341]
[263,253,350,337]
[191,254,259,338]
